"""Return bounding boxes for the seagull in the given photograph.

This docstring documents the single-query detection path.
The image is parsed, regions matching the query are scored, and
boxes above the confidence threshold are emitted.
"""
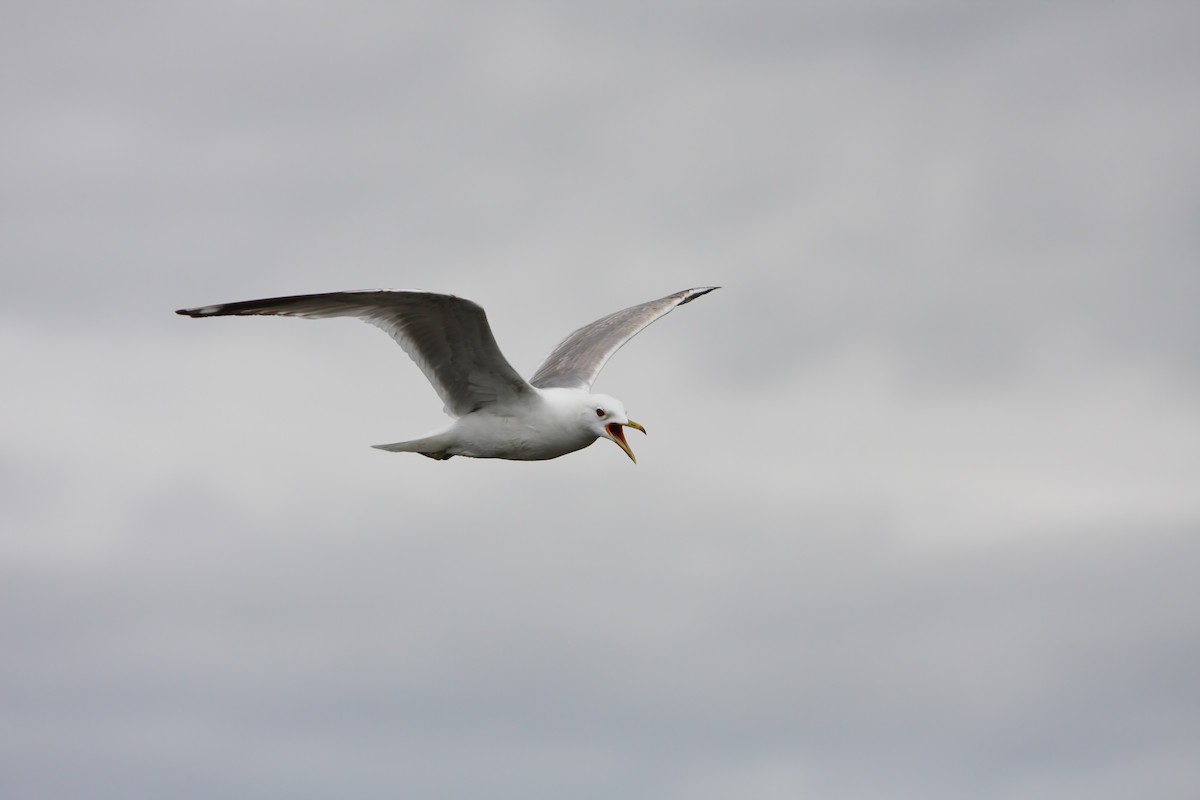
[176,286,718,463]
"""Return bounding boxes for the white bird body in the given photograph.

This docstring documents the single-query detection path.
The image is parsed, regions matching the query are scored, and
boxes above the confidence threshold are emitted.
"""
[379,388,617,461]
[177,287,717,463]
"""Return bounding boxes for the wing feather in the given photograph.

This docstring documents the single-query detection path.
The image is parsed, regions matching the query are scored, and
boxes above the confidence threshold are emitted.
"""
[176,291,532,417]
[529,287,719,391]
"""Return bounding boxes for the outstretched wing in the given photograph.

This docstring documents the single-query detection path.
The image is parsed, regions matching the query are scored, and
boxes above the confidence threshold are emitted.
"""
[529,287,719,391]
[176,291,533,417]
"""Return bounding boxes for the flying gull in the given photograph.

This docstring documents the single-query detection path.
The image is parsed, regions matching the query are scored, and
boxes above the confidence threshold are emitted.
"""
[176,287,718,463]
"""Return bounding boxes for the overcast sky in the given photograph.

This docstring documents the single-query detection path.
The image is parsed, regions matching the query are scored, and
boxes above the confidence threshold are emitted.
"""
[3,2,1199,798]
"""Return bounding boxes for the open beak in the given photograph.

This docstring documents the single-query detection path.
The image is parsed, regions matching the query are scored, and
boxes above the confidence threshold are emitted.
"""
[606,420,646,463]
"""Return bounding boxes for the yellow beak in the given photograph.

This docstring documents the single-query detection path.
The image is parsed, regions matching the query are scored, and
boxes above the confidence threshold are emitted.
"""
[606,420,647,463]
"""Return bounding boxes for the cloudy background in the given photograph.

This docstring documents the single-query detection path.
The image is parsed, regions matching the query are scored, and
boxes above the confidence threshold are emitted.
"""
[3,1,1198,797]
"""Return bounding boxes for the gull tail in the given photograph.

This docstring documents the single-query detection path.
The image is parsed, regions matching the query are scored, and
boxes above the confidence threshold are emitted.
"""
[371,437,454,460]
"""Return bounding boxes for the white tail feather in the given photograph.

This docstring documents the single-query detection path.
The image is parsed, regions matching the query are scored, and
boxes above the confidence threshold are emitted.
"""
[371,438,453,460]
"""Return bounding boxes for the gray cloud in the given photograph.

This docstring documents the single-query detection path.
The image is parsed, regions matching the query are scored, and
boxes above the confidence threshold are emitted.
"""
[2,1,1198,798]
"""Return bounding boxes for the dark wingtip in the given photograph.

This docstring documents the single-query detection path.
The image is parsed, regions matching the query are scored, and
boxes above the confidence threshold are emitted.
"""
[679,286,720,305]
[176,305,222,317]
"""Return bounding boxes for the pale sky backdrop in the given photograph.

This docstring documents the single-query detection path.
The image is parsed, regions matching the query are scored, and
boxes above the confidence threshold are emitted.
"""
[3,2,1198,798]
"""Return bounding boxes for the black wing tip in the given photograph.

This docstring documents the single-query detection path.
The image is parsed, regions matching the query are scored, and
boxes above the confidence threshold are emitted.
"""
[679,286,720,305]
[176,305,221,317]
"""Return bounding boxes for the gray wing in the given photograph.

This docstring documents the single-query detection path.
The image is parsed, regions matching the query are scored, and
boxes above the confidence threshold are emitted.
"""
[176,291,534,417]
[529,287,719,391]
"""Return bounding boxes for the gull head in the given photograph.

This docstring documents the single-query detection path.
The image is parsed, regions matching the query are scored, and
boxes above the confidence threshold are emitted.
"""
[582,392,646,463]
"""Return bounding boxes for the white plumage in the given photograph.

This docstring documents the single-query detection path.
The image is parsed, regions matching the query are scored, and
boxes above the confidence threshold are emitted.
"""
[176,286,718,463]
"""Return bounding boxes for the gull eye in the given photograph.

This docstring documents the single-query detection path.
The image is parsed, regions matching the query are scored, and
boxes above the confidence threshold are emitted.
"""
[595,408,606,417]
